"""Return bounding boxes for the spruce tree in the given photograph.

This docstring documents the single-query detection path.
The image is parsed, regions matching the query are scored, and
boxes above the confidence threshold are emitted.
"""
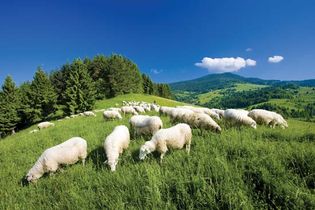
[106,54,143,97]
[30,67,57,121]
[63,59,96,115]
[0,76,20,137]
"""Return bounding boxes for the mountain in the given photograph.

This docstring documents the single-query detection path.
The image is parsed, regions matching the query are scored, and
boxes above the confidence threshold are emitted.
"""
[170,73,315,92]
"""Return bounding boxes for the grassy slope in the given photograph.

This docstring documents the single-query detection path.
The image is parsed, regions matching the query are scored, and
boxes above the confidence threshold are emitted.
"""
[198,83,267,104]
[251,87,315,110]
[1,94,315,209]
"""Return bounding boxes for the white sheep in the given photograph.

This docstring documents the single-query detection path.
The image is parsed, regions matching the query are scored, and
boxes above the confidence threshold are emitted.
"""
[159,106,175,116]
[38,122,55,130]
[129,115,163,137]
[83,111,96,117]
[104,125,130,171]
[121,106,138,115]
[223,109,257,129]
[103,110,122,120]
[29,129,39,134]
[192,113,221,133]
[151,104,160,112]
[133,106,146,113]
[169,108,195,123]
[248,109,288,129]
[139,123,192,162]
[211,108,225,118]
[26,137,87,182]
[107,107,121,112]
[177,106,221,120]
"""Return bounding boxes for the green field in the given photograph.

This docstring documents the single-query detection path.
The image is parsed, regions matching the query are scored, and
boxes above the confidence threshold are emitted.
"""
[0,94,314,209]
[198,83,268,104]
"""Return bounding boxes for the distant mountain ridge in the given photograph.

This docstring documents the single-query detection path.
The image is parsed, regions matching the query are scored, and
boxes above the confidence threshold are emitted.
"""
[170,73,315,92]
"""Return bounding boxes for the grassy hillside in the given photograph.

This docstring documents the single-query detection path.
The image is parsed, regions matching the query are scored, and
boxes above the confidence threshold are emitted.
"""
[1,94,315,209]
[198,83,267,104]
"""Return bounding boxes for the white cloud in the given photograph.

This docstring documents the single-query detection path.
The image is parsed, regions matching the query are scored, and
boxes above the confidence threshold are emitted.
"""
[268,55,284,63]
[246,59,256,66]
[150,68,163,74]
[246,48,253,52]
[195,57,256,73]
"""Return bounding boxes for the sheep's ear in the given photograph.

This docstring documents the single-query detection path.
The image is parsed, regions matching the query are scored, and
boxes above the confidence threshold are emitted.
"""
[104,160,108,164]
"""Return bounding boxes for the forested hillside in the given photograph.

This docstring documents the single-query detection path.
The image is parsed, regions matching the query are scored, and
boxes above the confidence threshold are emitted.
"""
[0,54,172,138]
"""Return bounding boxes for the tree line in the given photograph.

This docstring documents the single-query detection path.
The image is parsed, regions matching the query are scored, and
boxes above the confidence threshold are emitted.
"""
[0,54,171,137]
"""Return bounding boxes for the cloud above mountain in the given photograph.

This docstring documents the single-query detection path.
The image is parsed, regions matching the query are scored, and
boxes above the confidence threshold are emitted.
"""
[268,55,284,63]
[195,57,256,73]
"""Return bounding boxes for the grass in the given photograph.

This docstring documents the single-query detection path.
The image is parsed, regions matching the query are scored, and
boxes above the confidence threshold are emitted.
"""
[197,83,268,104]
[0,94,315,209]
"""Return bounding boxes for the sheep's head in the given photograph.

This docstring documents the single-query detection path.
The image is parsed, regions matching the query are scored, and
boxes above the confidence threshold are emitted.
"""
[215,126,222,134]
[139,142,154,160]
[26,173,39,183]
[251,121,257,129]
[105,159,118,172]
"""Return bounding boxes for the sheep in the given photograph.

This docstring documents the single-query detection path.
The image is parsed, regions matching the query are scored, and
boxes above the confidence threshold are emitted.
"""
[104,125,130,171]
[169,108,195,123]
[38,122,55,130]
[94,109,106,113]
[129,115,163,137]
[70,114,79,118]
[121,106,138,115]
[159,106,175,116]
[139,123,192,162]
[29,129,39,134]
[223,109,257,129]
[248,109,288,129]
[133,106,146,113]
[83,111,96,117]
[192,113,221,133]
[151,104,160,112]
[211,108,225,118]
[26,137,87,182]
[107,107,121,112]
[103,110,122,120]
[177,106,221,120]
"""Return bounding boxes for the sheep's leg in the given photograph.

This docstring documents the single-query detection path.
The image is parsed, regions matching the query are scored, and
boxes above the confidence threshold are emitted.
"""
[160,153,165,163]
[82,159,86,166]
[186,143,191,154]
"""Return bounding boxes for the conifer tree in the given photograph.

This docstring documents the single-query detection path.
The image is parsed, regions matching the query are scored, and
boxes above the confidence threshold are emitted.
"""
[30,67,57,121]
[63,59,96,115]
[0,76,20,136]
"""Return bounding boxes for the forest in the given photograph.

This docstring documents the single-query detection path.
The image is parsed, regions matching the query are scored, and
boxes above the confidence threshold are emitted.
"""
[0,54,171,137]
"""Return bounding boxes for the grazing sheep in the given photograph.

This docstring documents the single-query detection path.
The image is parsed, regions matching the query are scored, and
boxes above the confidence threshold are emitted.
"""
[178,106,221,120]
[38,122,55,130]
[211,108,225,118]
[103,110,122,120]
[169,108,195,124]
[139,123,192,162]
[26,137,87,182]
[133,106,146,113]
[223,109,257,129]
[104,125,130,171]
[83,111,96,117]
[151,104,160,112]
[29,129,39,134]
[192,113,221,133]
[121,106,138,115]
[129,115,163,137]
[159,106,175,116]
[70,114,79,118]
[107,107,121,112]
[248,109,288,129]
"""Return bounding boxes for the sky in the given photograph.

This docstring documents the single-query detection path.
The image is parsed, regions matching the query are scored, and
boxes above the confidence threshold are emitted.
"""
[0,0,315,85]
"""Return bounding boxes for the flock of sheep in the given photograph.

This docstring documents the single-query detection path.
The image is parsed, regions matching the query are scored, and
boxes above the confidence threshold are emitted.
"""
[25,101,288,183]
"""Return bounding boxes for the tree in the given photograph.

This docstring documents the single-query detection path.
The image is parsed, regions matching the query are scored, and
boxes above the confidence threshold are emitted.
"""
[0,76,20,137]
[29,67,57,121]
[17,82,33,128]
[142,74,154,95]
[85,55,109,99]
[105,55,143,97]
[63,59,96,115]
[50,64,71,104]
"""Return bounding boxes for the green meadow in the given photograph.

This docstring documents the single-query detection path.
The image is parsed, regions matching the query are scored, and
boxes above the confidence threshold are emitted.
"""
[0,94,314,209]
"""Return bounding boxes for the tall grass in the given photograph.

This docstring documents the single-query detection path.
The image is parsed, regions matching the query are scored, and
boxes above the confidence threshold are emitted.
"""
[0,94,314,209]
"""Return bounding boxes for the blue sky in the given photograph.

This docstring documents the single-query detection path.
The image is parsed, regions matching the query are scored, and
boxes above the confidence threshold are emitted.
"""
[0,0,315,85]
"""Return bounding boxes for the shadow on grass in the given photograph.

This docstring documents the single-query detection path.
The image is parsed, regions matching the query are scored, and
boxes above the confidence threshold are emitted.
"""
[88,146,107,171]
